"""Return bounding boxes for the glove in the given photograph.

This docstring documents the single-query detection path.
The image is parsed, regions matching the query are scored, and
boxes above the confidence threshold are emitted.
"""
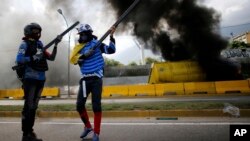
[110,26,116,36]
[77,59,84,66]
[31,53,43,62]
[54,35,62,45]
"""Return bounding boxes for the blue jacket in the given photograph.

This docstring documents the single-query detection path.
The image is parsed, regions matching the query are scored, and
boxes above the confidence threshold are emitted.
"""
[16,40,56,80]
[79,38,116,78]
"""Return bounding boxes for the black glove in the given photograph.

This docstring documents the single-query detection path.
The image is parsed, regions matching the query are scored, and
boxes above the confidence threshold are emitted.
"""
[110,35,115,43]
[31,53,43,63]
[77,59,84,66]
[55,35,62,45]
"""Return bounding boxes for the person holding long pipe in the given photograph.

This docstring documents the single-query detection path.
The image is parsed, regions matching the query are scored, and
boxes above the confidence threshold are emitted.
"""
[70,24,116,141]
[70,1,140,140]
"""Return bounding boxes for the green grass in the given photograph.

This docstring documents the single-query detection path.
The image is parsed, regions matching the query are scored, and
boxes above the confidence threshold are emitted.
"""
[0,101,250,111]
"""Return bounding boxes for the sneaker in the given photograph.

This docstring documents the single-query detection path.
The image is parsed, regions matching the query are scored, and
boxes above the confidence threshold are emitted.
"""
[80,127,93,138]
[92,133,99,141]
[29,132,37,138]
[22,134,43,141]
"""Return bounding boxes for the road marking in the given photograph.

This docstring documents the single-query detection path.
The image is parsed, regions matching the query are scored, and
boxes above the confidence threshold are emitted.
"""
[0,121,250,125]
[0,122,19,124]
[40,122,250,125]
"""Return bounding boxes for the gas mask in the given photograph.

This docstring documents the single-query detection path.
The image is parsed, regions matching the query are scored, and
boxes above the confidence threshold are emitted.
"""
[30,29,41,40]
[78,32,93,43]
[78,34,88,43]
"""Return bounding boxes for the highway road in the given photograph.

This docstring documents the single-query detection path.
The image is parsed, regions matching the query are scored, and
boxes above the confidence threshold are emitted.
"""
[0,117,250,141]
[1,95,250,105]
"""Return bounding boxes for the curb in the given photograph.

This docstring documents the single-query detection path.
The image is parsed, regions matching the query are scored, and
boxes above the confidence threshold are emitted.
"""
[1,109,250,118]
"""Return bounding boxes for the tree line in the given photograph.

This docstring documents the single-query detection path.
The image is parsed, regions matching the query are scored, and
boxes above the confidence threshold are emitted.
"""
[104,57,160,67]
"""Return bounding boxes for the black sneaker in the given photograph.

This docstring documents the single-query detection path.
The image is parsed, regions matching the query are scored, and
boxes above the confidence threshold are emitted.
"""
[29,132,37,138]
[22,133,43,141]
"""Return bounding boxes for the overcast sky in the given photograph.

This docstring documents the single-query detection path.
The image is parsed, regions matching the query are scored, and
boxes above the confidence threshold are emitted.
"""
[1,0,250,64]
[0,0,250,88]
[204,0,250,27]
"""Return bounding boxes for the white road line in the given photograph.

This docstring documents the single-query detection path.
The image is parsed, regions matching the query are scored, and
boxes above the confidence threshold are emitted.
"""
[0,122,250,125]
[0,122,20,124]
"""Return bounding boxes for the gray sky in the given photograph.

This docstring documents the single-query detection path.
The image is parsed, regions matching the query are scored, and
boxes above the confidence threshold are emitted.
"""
[204,0,250,27]
[0,0,250,88]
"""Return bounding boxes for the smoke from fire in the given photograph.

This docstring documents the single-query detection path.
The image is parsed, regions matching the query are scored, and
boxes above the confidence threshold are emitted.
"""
[107,0,243,81]
[0,0,243,89]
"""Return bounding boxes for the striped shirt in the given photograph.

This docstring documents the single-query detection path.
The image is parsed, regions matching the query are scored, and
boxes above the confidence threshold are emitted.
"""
[79,39,116,78]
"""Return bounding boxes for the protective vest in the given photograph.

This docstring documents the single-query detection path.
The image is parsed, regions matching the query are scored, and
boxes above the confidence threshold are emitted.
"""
[25,40,48,71]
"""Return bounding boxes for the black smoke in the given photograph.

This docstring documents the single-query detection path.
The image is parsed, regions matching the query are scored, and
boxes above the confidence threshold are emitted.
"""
[107,0,243,81]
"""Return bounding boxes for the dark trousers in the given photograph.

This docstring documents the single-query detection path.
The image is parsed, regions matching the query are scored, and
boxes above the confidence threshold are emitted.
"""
[22,79,45,135]
[76,76,103,134]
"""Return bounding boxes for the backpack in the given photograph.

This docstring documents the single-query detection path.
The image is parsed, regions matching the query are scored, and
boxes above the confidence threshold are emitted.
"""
[12,63,25,82]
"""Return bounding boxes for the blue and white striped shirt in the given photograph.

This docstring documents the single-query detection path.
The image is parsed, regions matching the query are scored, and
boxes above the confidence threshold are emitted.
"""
[79,39,116,78]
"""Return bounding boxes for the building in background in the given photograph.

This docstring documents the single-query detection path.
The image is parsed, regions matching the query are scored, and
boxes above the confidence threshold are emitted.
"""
[233,31,250,43]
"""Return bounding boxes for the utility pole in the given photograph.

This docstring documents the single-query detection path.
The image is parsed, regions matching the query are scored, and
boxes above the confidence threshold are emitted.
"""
[134,39,145,65]
[57,9,71,97]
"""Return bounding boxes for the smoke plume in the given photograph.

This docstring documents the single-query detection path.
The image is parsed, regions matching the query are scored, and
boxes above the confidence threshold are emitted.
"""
[107,0,243,81]
[0,0,114,89]
[0,0,243,89]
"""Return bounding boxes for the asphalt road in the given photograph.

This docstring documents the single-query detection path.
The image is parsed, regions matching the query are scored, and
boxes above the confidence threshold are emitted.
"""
[1,95,250,105]
[1,117,250,141]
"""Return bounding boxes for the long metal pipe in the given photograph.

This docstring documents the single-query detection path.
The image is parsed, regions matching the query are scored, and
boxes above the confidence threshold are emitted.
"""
[94,0,141,50]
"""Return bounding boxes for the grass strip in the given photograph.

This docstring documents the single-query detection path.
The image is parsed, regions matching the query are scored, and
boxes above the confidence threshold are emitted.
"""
[0,101,250,111]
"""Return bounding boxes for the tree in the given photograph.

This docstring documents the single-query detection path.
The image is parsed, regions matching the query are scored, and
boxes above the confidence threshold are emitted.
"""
[145,57,159,65]
[128,61,138,66]
[104,57,123,67]
[230,41,250,49]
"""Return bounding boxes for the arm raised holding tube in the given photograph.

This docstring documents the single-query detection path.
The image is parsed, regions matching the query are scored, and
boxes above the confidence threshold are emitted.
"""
[12,21,80,71]
[79,0,141,59]
[43,21,80,50]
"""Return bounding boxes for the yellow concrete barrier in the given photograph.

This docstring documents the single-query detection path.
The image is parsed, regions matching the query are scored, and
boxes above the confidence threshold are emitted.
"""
[41,87,60,97]
[128,84,155,96]
[148,61,205,84]
[215,80,250,94]
[184,82,216,95]
[102,85,129,97]
[0,89,23,99]
[0,90,6,98]
[155,83,184,96]
[0,90,7,98]
[0,87,60,99]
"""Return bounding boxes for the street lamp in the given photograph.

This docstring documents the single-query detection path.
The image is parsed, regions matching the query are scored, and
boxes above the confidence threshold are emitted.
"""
[134,39,145,65]
[57,9,71,97]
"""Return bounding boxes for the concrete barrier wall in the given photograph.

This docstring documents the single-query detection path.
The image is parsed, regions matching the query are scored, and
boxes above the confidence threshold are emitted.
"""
[102,85,129,97]
[184,82,216,95]
[42,88,60,97]
[155,83,184,96]
[103,76,148,86]
[102,80,250,97]
[0,87,60,99]
[128,84,156,96]
[0,89,23,99]
[215,80,250,94]
[1,80,250,98]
